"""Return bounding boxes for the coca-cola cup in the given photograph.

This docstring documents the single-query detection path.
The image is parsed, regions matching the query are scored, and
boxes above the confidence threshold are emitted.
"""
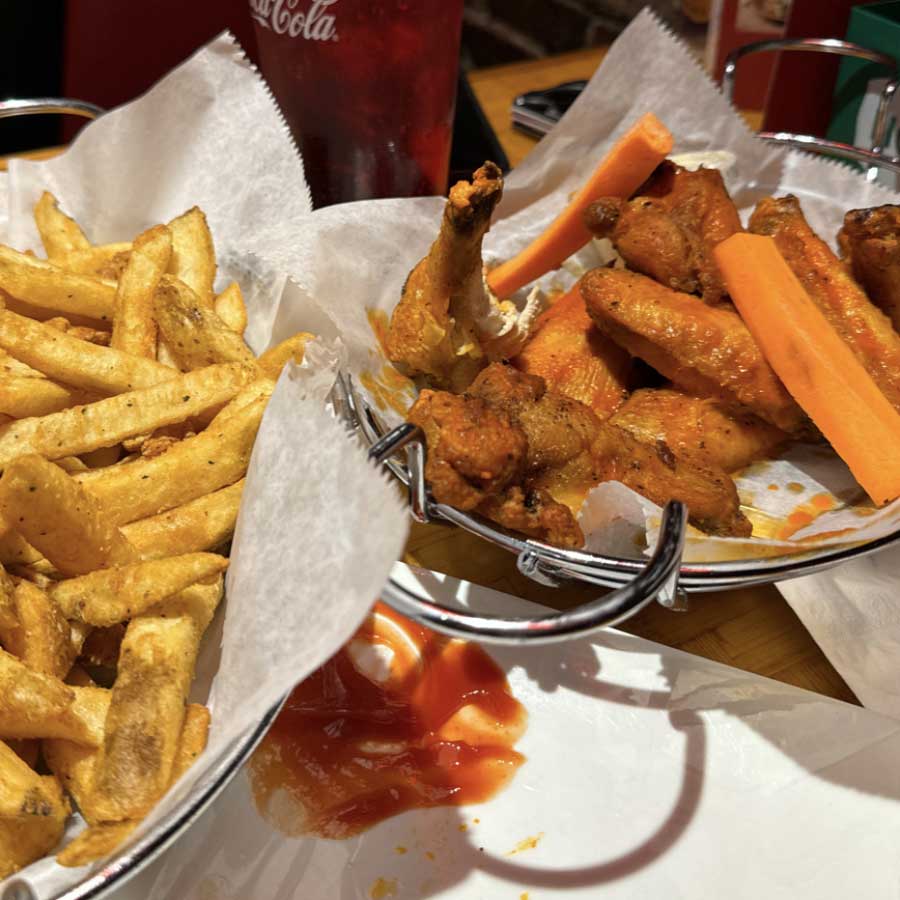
[249,0,464,208]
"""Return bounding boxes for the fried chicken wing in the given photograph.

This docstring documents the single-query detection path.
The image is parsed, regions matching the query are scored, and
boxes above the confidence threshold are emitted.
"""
[413,363,750,540]
[590,425,751,537]
[512,286,631,420]
[581,268,806,433]
[386,162,504,391]
[838,204,900,333]
[406,389,526,511]
[406,381,583,547]
[750,195,900,410]
[611,388,787,473]
[584,162,742,304]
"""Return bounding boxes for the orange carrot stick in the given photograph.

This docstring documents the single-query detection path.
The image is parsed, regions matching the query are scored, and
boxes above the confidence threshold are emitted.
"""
[715,232,900,506]
[487,112,674,299]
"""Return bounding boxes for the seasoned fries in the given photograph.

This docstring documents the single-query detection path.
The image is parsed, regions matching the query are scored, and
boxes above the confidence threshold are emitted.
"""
[33,192,90,260]
[0,246,116,321]
[110,225,172,359]
[0,195,313,876]
[154,275,258,370]
[0,307,172,394]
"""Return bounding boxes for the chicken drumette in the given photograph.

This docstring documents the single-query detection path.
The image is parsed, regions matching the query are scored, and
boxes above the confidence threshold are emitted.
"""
[584,161,743,304]
[750,195,900,411]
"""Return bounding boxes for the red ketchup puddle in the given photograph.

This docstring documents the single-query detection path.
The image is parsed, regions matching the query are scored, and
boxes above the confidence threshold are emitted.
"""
[248,603,527,839]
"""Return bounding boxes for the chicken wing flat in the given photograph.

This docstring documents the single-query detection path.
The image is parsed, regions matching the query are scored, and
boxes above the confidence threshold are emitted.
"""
[590,425,751,537]
[584,162,742,304]
[750,195,900,410]
[611,388,787,473]
[386,162,503,391]
[581,268,806,433]
[838,204,900,333]
[512,286,630,421]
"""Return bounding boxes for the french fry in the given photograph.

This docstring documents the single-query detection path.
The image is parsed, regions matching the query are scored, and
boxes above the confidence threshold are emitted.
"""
[0,307,173,394]
[0,376,95,418]
[56,820,136,868]
[0,362,255,467]
[0,650,102,744]
[0,739,67,819]
[170,704,211,784]
[51,554,228,627]
[65,665,97,688]
[56,242,131,276]
[0,564,15,630]
[0,527,41,567]
[147,573,224,633]
[44,689,112,824]
[257,331,313,380]
[122,479,244,559]
[0,246,116,321]
[168,207,216,306]
[67,326,111,346]
[157,339,181,370]
[0,743,68,878]
[33,192,90,259]
[75,393,266,524]
[1,347,46,378]
[43,316,71,332]
[154,276,258,370]
[0,455,137,575]
[55,457,90,474]
[0,580,75,678]
[111,225,172,359]
[89,616,200,820]
[214,282,247,333]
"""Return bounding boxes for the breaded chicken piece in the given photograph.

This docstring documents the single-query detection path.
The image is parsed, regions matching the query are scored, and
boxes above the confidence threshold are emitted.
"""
[611,388,787,473]
[751,195,900,411]
[839,204,900,333]
[512,285,630,421]
[407,383,582,547]
[406,389,526,511]
[585,162,742,304]
[581,268,805,434]
[387,162,504,392]
[591,425,752,537]
[470,364,751,538]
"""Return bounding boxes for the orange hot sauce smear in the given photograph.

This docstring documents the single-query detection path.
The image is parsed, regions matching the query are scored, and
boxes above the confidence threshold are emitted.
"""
[248,604,527,839]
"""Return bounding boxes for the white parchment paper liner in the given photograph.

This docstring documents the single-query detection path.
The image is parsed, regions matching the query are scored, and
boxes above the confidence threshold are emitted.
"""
[0,33,409,897]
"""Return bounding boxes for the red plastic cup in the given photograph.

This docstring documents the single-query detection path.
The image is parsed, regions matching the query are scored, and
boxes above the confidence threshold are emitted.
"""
[250,0,464,207]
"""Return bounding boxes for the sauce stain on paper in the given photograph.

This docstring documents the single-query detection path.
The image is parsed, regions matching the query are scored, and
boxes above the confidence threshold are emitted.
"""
[248,603,526,839]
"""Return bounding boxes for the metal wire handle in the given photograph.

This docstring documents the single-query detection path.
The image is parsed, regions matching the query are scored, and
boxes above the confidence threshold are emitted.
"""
[722,38,900,179]
[0,98,104,121]
[333,370,689,645]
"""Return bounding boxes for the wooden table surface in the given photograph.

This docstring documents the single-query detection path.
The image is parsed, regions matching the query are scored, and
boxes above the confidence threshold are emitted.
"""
[0,49,854,704]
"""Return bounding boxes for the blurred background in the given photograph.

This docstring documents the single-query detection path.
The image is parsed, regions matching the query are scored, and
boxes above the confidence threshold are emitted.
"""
[0,0,888,159]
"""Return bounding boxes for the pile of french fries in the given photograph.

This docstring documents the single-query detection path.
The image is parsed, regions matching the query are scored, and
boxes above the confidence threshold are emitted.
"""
[0,194,310,876]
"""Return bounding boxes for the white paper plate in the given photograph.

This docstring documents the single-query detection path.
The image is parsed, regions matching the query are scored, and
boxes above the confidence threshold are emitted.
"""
[111,564,900,900]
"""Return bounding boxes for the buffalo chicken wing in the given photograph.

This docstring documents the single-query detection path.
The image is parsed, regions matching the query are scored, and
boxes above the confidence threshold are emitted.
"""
[750,195,900,410]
